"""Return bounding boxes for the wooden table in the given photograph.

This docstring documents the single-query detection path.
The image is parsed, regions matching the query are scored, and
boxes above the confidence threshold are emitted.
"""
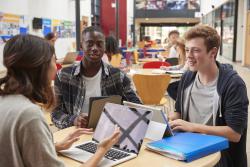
[127,68,183,79]
[54,127,221,167]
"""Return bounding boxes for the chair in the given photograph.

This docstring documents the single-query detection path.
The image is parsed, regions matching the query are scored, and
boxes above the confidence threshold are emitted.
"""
[143,61,171,69]
[132,74,171,105]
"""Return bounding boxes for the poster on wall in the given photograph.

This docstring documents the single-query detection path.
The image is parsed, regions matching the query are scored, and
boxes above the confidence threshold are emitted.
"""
[60,20,75,38]
[43,18,52,36]
[52,19,61,35]
[0,12,29,45]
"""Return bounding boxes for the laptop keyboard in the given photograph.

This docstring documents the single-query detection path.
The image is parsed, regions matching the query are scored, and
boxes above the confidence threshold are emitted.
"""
[76,142,130,161]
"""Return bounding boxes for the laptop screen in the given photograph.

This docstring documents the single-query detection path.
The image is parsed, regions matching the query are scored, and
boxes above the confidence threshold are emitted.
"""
[93,103,153,154]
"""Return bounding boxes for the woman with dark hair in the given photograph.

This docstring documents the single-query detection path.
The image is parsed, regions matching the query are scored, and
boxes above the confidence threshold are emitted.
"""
[104,36,122,67]
[0,34,120,167]
[45,32,57,46]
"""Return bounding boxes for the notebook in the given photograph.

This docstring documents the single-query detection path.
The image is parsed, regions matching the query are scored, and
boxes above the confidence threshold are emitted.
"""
[146,132,229,162]
[87,95,122,129]
[62,52,77,64]
[123,101,173,140]
[60,103,153,167]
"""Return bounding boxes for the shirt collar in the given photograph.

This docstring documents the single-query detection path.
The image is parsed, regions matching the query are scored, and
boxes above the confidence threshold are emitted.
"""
[73,61,110,77]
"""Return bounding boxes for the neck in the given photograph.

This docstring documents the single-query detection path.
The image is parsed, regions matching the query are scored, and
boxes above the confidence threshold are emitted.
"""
[197,62,219,85]
[81,59,102,77]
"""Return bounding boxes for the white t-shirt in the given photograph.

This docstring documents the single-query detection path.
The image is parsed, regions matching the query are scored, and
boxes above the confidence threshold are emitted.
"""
[81,68,102,114]
[168,45,178,58]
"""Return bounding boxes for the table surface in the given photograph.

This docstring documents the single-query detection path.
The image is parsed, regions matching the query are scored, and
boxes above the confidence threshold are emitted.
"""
[127,68,183,78]
[54,126,221,167]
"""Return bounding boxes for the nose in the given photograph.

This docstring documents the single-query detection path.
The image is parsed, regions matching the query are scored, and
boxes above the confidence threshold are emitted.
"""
[186,50,193,58]
[91,44,98,53]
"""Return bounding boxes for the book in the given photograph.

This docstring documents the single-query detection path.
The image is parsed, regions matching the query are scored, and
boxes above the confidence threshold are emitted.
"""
[146,132,229,162]
[165,70,185,74]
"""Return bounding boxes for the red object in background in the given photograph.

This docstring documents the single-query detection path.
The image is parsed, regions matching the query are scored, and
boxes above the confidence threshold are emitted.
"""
[100,0,127,46]
[143,61,171,69]
[56,63,62,70]
[76,55,82,61]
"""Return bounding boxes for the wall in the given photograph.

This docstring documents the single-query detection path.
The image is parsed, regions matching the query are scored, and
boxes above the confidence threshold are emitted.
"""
[200,0,229,15]
[100,0,127,46]
[0,0,91,71]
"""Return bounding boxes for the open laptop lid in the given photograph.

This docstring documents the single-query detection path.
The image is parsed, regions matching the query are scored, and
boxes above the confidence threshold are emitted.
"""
[123,101,174,137]
[87,95,122,129]
[93,103,153,154]
[123,101,165,123]
[62,52,77,64]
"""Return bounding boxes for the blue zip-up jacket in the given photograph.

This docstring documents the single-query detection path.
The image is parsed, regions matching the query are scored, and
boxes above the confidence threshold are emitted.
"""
[175,62,248,167]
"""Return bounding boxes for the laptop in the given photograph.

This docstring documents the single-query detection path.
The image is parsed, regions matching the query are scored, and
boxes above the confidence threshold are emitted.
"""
[60,103,153,167]
[123,101,174,138]
[62,52,77,64]
[87,95,122,129]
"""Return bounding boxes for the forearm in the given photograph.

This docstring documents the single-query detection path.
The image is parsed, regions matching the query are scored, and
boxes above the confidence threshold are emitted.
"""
[80,148,106,167]
[193,124,241,142]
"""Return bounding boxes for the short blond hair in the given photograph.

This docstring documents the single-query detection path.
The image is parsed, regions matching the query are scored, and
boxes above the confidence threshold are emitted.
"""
[184,25,220,52]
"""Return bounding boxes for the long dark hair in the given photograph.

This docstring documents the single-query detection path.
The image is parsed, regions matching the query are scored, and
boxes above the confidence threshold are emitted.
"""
[105,36,119,61]
[0,34,55,109]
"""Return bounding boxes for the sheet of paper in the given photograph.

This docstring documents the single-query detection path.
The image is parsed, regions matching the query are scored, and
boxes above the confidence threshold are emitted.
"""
[145,121,167,141]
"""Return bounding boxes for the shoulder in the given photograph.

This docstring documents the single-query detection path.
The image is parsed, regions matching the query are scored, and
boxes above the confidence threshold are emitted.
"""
[0,95,44,125]
[56,63,80,84]
[217,63,246,93]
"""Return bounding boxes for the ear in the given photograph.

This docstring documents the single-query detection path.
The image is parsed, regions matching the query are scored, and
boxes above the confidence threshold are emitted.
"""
[209,47,218,59]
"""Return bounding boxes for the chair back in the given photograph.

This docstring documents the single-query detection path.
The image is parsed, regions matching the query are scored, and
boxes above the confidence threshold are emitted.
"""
[143,61,171,69]
[132,74,171,105]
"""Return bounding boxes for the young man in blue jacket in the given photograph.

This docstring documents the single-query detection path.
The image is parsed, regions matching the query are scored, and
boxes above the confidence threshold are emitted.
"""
[169,25,248,167]
[52,26,141,129]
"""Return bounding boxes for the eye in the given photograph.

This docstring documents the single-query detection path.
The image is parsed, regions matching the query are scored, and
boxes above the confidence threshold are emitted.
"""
[86,41,94,47]
[193,49,200,53]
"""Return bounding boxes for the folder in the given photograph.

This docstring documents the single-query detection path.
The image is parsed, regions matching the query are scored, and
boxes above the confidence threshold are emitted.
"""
[146,132,229,162]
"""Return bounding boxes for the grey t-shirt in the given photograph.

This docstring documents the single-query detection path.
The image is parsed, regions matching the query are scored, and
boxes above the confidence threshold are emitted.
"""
[0,95,65,167]
[183,74,219,126]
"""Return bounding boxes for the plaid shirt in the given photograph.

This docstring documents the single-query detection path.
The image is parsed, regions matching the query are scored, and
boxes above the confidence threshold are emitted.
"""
[51,62,141,129]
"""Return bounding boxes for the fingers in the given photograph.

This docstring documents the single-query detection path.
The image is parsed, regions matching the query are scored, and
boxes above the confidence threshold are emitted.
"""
[110,125,121,143]
[70,128,94,138]
[76,114,88,128]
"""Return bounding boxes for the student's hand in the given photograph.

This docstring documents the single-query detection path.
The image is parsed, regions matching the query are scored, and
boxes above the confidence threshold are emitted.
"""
[55,128,93,151]
[74,113,88,128]
[97,125,121,153]
[169,119,197,132]
[168,112,181,121]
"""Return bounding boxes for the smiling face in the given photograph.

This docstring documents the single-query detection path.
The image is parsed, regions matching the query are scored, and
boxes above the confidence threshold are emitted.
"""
[185,37,218,73]
[82,31,105,64]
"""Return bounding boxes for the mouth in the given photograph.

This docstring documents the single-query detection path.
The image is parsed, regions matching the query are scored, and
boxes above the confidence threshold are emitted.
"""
[89,54,101,60]
[188,60,196,67]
